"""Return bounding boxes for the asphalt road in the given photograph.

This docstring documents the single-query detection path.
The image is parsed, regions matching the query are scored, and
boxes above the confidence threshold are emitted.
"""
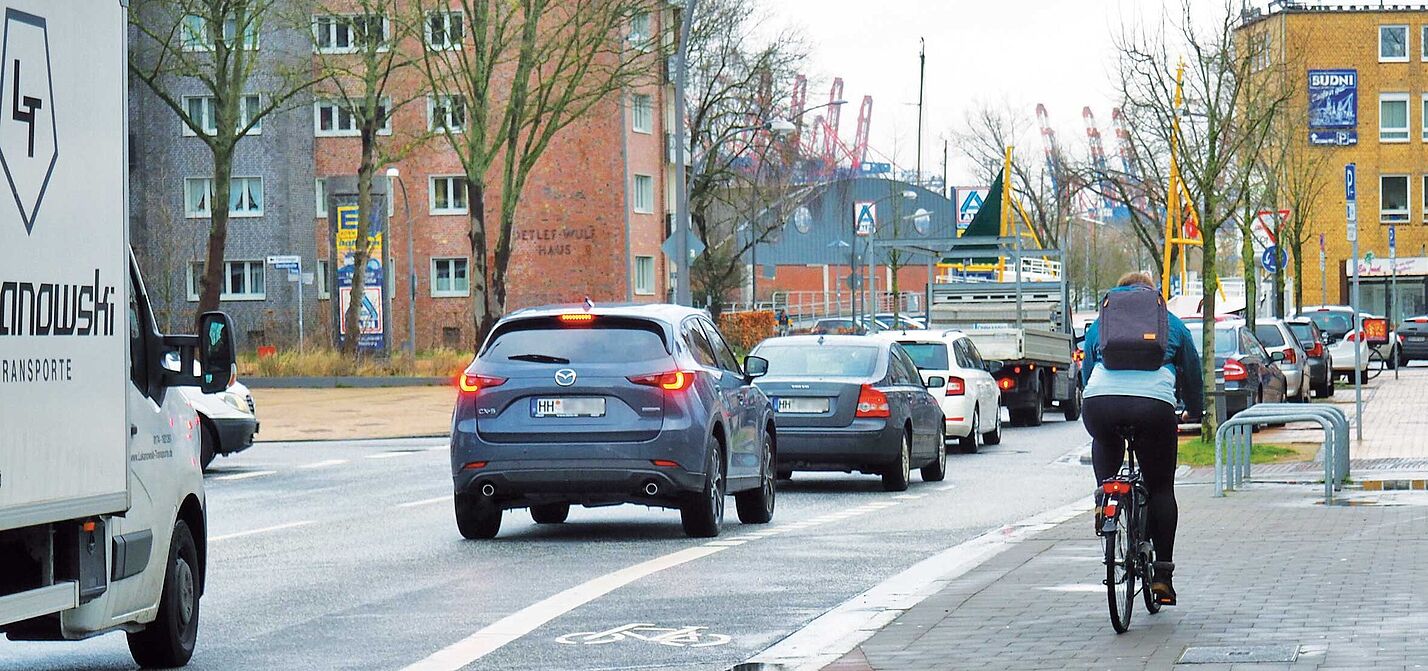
[1,413,1092,671]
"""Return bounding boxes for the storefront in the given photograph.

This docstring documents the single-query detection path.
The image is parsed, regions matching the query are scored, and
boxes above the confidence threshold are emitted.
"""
[1343,257,1428,323]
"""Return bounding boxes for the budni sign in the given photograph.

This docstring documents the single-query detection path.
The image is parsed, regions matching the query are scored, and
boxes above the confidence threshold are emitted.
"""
[1308,69,1357,146]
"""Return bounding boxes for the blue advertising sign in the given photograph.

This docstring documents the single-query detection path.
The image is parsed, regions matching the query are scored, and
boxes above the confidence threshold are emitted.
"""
[860,162,891,175]
[334,201,387,351]
[1308,69,1357,129]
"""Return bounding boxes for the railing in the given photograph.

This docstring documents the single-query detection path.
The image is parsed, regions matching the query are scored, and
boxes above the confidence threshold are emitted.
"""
[732,291,923,323]
[935,256,1062,284]
[1214,402,1350,503]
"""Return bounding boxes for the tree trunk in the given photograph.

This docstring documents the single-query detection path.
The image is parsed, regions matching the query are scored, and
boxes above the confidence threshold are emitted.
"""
[342,132,377,358]
[467,179,497,345]
[1201,229,1220,440]
[1291,236,1304,312]
[197,153,234,320]
[1241,211,1257,328]
[491,188,518,317]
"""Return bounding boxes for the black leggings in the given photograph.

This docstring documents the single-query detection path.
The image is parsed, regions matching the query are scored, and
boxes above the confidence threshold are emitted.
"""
[1082,395,1179,562]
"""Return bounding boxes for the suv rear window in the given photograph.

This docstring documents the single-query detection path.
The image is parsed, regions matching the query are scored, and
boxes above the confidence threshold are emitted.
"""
[756,344,879,377]
[898,342,949,369]
[1254,325,1286,348]
[482,317,669,364]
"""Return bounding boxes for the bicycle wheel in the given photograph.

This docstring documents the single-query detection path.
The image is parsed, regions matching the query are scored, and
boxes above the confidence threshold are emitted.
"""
[1365,350,1386,381]
[1135,491,1161,614]
[1104,508,1134,633]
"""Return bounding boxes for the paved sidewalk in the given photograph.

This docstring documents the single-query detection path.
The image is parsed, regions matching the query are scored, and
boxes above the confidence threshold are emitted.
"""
[825,483,1428,670]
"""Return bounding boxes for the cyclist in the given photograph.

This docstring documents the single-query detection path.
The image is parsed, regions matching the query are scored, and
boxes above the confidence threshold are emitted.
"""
[1080,271,1203,606]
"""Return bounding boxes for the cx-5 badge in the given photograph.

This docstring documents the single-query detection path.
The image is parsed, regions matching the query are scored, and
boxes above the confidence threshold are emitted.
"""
[554,368,577,386]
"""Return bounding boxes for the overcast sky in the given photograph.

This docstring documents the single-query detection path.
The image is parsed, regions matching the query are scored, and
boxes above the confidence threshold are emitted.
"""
[762,0,1251,184]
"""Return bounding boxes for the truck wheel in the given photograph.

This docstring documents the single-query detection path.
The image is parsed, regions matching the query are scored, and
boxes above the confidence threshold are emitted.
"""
[1062,387,1082,421]
[199,423,217,472]
[127,520,200,669]
[455,494,502,539]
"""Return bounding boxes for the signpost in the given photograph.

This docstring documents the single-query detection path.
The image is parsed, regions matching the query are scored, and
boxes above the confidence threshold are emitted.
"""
[1319,233,1327,306]
[266,255,304,348]
[1390,224,1399,379]
[1346,163,1362,440]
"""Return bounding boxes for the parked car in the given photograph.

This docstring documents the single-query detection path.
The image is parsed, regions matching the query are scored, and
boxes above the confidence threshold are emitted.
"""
[1296,305,1402,378]
[1188,320,1288,419]
[874,313,928,330]
[874,330,1001,452]
[449,304,776,539]
[165,352,259,470]
[750,335,946,491]
[1254,319,1311,402]
[1399,315,1428,363]
[1285,318,1335,397]
[809,318,865,335]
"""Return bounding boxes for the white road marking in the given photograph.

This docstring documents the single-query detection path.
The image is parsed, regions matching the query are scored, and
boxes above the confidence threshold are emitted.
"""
[892,494,924,500]
[397,495,452,509]
[211,470,277,481]
[297,459,349,469]
[210,520,315,542]
[705,540,747,547]
[934,484,957,491]
[366,452,413,460]
[399,546,727,671]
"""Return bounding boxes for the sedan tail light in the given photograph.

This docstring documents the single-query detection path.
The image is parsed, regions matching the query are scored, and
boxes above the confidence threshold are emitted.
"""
[1223,359,1248,382]
[1307,342,1324,357]
[945,376,966,396]
[856,384,891,418]
[628,370,696,391]
[458,373,507,393]
[1282,349,1297,364]
[1346,330,1364,342]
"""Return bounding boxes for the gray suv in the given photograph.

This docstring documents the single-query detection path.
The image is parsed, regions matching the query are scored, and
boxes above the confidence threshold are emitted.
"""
[450,304,776,539]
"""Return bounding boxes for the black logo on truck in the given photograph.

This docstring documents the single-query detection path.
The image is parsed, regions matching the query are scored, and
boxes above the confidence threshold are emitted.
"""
[0,9,57,234]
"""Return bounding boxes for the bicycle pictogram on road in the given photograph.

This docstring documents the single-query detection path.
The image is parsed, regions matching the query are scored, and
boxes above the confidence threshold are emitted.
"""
[555,623,732,648]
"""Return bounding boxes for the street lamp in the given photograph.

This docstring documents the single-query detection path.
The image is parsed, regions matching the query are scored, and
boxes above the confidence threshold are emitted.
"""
[386,166,415,356]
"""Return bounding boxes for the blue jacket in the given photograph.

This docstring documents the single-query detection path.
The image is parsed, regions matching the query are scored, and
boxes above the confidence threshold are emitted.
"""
[1080,286,1205,417]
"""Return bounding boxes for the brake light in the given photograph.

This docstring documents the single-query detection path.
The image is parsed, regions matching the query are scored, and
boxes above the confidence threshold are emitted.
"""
[856,385,891,418]
[1224,359,1248,382]
[997,377,1015,391]
[628,370,696,391]
[1413,317,1428,323]
[1101,480,1131,495]
[559,313,595,324]
[1308,342,1323,357]
[945,376,965,396]
[458,373,507,393]
[1283,349,1297,364]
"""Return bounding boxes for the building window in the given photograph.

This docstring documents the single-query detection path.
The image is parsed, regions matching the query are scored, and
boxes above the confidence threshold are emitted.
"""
[313,14,387,53]
[182,94,261,136]
[317,259,331,299]
[426,11,463,50]
[186,177,263,218]
[1380,93,1409,142]
[1381,174,1409,223]
[632,93,653,133]
[629,11,651,49]
[1422,25,1428,61]
[1381,25,1409,62]
[182,14,259,51]
[187,261,265,301]
[1421,175,1428,219]
[316,178,328,218]
[431,257,470,297]
[430,176,468,214]
[428,94,467,132]
[314,99,391,136]
[632,174,654,213]
[634,256,655,295]
[1249,31,1272,71]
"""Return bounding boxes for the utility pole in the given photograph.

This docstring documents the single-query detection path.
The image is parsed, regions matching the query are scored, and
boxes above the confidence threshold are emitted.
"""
[915,38,925,188]
[673,0,698,306]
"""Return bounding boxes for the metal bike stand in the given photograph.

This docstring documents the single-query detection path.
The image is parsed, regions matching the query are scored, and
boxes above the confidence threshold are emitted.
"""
[1213,404,1349,504]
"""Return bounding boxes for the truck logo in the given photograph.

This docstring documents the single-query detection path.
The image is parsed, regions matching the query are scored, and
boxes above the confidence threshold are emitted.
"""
[0,9,56,235]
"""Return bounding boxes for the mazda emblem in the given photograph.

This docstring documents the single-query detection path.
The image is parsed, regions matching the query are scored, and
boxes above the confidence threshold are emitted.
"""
[554,368,577,387]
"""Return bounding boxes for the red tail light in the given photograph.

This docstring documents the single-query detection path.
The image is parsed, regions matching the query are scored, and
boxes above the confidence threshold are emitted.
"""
[856,384,891,418]
[944,376,966,396]
[997,377,1015,391]
[1308,342,1323,357]
[458,374,507,393]
[1283,349,1297,364]
[628,370,696,391]
[1223,359,1248,382]
[1346,330,1364,342]
[1101,480,1131,495]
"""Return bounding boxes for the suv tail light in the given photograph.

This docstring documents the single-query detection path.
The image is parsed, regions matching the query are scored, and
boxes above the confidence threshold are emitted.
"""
[856,384,891,418]
[945,376,965,396]
[1282,349,1297,364]
[1223,359,1248,382]
[628,370,696,391]
[459,374,507,393]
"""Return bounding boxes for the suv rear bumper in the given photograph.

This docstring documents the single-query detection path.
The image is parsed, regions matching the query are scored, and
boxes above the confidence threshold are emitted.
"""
[454,460,704,508]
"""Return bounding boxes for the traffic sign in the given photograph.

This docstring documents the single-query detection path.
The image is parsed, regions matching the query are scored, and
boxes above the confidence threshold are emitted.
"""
[854,201,876,236]
[661,233,705,260]
[1261,246,1288,273]
[1345,163,1356,201]
[1389,224,1397,256]
[266,254,302,271]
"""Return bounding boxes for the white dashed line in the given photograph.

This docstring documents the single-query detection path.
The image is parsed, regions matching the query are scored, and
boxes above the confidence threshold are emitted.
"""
[366,452,415,460]
[210,520,315,542]
[298,459,349,469]
[211,470,278,481]
[397,495,453,509]
[705,540,748,547]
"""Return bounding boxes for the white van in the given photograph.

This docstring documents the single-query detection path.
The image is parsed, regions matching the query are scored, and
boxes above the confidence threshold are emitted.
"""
[875,331,1002,452]
[0,2,235,667]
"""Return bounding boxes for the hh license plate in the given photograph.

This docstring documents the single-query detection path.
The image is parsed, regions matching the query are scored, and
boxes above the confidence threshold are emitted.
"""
[531,397,606,418]
[776,397,830,414]
[1410,336,1426,343]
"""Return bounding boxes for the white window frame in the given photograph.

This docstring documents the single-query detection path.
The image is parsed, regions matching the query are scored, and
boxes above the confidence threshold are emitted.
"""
[1381,24,1409,63]
[632,174,654,213]
[1381,174,1410,224]
[1421,25,1428,61]
[312,14,389,54]
[313,98,392,137]
[629,11,651,50]
[425,11,463,50]
[1421,174,1428,220]
[185,176,263,218]
[429,175,469,215]
[181,15,259,52]
[187,260,266,301]
[427,94,467,133]
[1380,93,1410,143]
[315,178,328,218]
[182,94,261,137]
[634,255,655,295]
[229,177,264,217]
[631,93,653,134]
[430,257,471,298]
[317,259,331,299]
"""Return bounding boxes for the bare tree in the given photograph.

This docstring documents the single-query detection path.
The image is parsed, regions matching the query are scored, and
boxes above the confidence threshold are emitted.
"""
[1114,1,1289,437]
[950,102,1068,248]
[417,0,659,340]
[130,0,316,319]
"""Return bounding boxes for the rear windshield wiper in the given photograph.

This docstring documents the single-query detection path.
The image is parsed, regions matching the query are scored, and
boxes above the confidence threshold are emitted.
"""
[507,353,571,364]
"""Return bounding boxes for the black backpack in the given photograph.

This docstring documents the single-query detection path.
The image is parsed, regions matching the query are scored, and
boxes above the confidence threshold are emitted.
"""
[1097,288,1169,371]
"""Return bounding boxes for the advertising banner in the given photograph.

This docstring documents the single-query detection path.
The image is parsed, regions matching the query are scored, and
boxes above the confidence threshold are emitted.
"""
[1308,69,1357,145]
[333,202,386,350]
[953,186,989,231]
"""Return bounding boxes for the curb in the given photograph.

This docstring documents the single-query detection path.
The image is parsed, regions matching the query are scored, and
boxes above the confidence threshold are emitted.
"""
[244,376,450,389]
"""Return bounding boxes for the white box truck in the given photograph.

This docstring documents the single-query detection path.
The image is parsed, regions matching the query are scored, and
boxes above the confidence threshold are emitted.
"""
[0,1,236,667]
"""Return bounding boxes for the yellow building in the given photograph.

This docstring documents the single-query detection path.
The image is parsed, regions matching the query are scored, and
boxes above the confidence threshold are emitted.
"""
[1240,3,1428,320]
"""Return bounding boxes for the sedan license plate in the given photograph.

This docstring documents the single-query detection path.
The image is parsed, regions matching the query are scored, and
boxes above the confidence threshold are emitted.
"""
[776,397,829,414]
[1410,336,1426,343]
[531,397,606,418]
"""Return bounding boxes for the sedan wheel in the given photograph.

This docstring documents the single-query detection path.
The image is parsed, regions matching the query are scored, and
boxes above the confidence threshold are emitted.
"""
[957,407,979,454]
[982,406,1003,446]
[920,424,947,482]
[882,431,911,492]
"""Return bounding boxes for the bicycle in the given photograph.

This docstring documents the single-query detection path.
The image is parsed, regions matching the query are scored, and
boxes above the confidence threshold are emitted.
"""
[1098,426,1162,633]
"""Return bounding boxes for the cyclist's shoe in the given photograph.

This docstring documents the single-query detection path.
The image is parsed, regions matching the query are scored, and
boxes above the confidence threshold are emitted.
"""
[1150,561,1177,606]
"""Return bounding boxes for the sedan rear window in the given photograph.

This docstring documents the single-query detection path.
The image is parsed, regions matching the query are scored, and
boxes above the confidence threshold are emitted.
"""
[898,342,949,370]
[1189,328,1240,358]
[1253,325,1286,348]
[756,344,879,377]
[1303,311,1353,335]
[482,318,668,364]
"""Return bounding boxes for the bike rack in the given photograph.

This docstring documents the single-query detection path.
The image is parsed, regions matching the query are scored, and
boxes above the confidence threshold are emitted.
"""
[1213,403,1350,503]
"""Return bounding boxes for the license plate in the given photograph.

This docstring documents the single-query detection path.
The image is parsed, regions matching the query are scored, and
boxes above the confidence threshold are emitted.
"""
[1410,336,1426,343]
[531,397,606,418]
[776,397,829,414]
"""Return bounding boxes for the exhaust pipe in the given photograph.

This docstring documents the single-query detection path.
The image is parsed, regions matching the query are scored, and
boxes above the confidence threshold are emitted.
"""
[643,481,659,496]
[480,483,496,497]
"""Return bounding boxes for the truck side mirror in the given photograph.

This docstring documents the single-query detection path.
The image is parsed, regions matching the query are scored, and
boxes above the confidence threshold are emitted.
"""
[197,311,237,394]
